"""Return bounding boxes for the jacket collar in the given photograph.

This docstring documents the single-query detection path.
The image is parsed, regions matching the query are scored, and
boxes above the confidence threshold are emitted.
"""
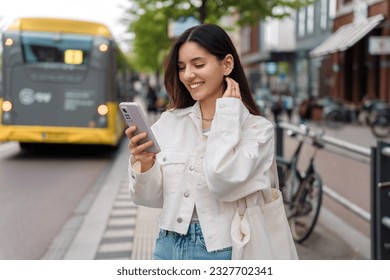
[170,101,201,117]
[170,99,251,132]
[170,102,203,133]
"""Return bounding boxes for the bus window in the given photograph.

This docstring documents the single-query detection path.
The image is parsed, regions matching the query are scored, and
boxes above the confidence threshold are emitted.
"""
[31,45,61,62]
[21,32,93,65]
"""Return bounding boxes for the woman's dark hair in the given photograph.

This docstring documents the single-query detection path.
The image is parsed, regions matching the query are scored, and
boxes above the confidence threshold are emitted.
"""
[164,24,260,116]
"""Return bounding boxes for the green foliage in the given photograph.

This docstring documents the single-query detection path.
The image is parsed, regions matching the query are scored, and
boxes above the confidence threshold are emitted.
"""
[128,8,169,72]
[126,0,313,73]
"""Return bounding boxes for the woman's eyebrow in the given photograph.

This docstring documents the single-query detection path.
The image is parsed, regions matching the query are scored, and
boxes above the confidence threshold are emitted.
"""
[178,57,206,64]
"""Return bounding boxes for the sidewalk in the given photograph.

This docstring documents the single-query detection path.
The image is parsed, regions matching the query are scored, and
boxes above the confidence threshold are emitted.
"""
[94,174,159,260]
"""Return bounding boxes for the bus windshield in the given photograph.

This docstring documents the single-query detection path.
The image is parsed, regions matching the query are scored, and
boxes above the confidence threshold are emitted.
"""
[21,32,93,65]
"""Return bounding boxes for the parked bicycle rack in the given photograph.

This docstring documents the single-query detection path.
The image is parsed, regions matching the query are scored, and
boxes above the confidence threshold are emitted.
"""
[275,121,390,259]
[372,142,390,260]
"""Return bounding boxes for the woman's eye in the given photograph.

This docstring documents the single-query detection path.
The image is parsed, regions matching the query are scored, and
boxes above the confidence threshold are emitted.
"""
[195,64,204,68]
[178,66,185,71]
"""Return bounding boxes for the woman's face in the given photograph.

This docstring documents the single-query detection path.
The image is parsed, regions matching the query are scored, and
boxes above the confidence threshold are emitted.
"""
[178,42,227,102]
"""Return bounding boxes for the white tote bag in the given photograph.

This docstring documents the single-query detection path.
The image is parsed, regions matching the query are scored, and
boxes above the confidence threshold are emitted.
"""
[231,159,298,260]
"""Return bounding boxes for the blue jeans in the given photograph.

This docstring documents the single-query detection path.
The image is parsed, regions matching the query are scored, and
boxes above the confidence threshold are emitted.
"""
[153,223,232,260]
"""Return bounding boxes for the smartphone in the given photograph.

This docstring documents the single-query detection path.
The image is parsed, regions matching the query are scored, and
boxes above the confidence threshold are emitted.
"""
[119,102,161,153]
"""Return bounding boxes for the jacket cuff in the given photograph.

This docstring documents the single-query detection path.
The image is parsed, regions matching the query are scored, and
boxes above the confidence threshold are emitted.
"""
[128,156,159,188]
[215,98,243,116]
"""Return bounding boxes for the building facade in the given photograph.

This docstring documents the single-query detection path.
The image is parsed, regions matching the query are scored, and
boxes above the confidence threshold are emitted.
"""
[296,0,336,99]
[240,2,336,103]
[311,0,390,103]
[239,0,390,105]
[240,12,296,99]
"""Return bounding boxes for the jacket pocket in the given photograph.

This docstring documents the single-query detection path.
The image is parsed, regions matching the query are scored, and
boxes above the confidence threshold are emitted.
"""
[158,149,187,196]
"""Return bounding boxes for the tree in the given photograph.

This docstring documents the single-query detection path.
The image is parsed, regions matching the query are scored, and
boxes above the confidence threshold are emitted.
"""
[126,0,311,76]
[129,8,171,73]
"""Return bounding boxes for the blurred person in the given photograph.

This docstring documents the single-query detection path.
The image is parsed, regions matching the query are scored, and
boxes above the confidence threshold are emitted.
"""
[271,95,283,123]
[283,93,294,122]
[299,96,315,123]
[146,84,159,123]
[125,24,275,260]
[146,84,158,112]
[156,88,169,111]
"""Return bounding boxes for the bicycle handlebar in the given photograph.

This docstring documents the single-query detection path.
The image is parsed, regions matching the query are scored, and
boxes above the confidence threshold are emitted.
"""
[285,123,325,149]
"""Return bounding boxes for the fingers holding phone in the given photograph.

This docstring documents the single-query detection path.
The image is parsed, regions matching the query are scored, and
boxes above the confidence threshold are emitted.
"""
[120,102,161,154]
[125,126,156,172]
[120,102,160,172]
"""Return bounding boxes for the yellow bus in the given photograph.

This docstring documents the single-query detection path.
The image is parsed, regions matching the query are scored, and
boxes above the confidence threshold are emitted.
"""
[0,17,133,149]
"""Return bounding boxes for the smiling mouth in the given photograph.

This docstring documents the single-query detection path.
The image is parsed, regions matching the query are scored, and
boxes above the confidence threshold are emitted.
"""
[189,82,204,89]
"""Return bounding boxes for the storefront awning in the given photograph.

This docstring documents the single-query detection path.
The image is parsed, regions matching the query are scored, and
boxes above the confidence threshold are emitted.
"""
[310,14,385,57]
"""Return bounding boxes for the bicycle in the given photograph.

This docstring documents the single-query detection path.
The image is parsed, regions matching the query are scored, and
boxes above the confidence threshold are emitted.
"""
[276,124,325,243]
[322,98,359,129]
[362,100,390,138]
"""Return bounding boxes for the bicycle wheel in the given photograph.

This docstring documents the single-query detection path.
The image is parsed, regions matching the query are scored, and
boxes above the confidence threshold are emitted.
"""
[283,167,300,216]
[370,115,390,138]
[324,110,344,129]
[289,172,323,243]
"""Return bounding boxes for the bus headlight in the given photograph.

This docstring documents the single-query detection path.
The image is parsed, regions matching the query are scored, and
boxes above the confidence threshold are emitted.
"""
[95,104,108,127]
[5,38,14,46]
[97,104,108,116]
[2,100,13,112]
[99,44,108,52]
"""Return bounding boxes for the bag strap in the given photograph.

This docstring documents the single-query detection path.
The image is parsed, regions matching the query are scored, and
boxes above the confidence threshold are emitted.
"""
[238,156,279,213]
[270,157,280,190]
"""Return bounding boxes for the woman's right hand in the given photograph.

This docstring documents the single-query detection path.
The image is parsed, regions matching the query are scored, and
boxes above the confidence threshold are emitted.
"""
[223,77,241,99]
[125,126,156,173]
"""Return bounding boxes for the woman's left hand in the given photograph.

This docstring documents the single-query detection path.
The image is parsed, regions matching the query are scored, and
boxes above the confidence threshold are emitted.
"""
[223,77,241,99]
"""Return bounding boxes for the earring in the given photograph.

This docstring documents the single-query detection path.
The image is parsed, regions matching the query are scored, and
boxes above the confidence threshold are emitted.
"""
[225,66,234,76]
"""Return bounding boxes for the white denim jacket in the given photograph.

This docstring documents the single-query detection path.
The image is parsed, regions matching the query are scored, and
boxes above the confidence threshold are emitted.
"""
[128,98,275,252]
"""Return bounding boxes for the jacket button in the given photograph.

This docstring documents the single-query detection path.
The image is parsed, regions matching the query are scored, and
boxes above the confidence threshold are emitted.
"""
[219,103,225,108]
[184,192,189,197]
[189,166,195,171]
[177,217,183,223]
[162,156,167,162]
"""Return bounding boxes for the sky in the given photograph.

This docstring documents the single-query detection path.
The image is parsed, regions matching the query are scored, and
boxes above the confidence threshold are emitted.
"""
[0,0,132,50]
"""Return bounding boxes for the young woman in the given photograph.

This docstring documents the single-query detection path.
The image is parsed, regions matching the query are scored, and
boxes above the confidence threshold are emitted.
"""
[126,24,275,260]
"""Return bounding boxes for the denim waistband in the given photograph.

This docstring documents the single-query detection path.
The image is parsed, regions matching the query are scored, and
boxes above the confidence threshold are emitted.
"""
[155,223,232,259]
[161,223,202,239]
